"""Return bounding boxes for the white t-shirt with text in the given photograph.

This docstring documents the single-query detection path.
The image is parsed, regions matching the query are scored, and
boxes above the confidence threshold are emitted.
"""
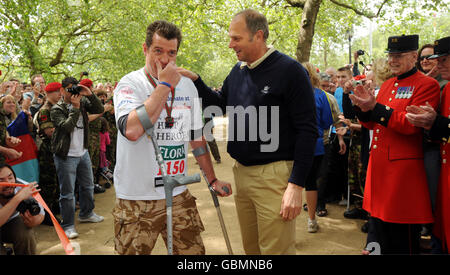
[113,68,203,201]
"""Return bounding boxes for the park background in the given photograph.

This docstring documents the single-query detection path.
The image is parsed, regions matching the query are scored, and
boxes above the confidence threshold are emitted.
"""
[1,0,449,88]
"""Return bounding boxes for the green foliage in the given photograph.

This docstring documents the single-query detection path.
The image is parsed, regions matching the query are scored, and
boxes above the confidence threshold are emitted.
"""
[0,0,448,86]
[308,0,449,71]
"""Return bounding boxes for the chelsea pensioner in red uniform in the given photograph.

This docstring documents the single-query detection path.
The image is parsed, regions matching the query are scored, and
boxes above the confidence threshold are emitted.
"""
[357,68,440,224]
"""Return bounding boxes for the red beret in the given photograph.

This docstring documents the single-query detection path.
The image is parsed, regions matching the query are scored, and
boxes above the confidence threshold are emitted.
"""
[353,75,366,81]
[80,78,93,88]
[45,82,62,92]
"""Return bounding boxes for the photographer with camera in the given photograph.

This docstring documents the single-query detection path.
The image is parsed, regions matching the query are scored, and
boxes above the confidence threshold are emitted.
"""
[353,50,373,76]
[22,74,46,117]
[79,72,89,82]
[353,50,364,76]
[0,163,44,255]
[50,77,104,239]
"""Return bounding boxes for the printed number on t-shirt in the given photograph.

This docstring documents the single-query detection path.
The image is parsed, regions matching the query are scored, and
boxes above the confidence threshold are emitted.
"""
[157,160,185,176]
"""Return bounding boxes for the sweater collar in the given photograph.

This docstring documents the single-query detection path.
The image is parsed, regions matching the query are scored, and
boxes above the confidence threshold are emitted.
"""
[240,45,276,70]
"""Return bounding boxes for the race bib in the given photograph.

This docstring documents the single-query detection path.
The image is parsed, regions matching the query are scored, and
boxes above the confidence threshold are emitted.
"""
[154,144,186,187]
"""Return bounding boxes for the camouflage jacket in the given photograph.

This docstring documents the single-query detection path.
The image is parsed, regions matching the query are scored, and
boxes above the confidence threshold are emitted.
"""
[50,93,104,158]
[37,101,55,140]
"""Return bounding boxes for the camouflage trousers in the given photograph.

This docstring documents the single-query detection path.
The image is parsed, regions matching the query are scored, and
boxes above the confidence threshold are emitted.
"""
[38,139,59,211]
[112,190,205,255]
[348,131,365,207]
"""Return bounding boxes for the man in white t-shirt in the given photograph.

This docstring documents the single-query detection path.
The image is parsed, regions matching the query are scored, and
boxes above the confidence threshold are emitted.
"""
[51,77,105,240]
[113,20,232,255]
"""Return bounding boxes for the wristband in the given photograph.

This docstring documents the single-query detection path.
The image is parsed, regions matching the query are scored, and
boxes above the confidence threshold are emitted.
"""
[159,81,174,92]
[210,178,217,185]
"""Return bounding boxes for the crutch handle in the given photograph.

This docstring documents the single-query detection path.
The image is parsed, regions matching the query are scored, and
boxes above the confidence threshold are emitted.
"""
[214,186,230,195]
[172,174,201,186]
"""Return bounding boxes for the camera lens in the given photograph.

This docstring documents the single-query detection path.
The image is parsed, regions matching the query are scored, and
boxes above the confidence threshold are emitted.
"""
[68,85,82,95]
[16,198,41,216]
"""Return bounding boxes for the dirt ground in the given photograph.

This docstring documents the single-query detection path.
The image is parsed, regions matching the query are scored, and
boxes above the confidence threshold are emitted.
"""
[34,117,367,255]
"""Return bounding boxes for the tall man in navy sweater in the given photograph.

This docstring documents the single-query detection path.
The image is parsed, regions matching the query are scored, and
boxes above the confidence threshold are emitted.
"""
[179,9,318,254]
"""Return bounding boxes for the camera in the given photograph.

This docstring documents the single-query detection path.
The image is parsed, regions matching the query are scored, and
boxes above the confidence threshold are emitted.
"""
[66,84,82,95]
[357,50,365,56]
[352,80,364,87]
[16,198,41,216]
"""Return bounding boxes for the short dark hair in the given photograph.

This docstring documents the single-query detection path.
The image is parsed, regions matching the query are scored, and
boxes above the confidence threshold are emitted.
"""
[234,9,269,41]
[145,20,182,50]
[61,77,78,88]
[96,90,108,98]
[337,66,352,76]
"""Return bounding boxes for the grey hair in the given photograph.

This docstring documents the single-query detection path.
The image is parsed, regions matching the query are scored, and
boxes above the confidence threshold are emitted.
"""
[319,72,331,81]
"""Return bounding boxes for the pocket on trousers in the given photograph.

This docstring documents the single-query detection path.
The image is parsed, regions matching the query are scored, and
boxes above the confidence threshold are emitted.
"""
[112,203,140,238]
[174,194,205,235]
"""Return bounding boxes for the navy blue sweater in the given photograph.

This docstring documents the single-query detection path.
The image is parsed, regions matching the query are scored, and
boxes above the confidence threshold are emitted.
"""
[193,50,318,187]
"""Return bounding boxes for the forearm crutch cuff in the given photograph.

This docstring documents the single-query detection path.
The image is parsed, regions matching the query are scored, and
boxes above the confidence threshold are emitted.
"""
[136,104,154,132]
[192,146,209,157]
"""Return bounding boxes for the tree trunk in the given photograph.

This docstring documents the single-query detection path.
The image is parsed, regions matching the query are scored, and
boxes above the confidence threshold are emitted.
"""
[295,0,322,63]
[323,41,328,69]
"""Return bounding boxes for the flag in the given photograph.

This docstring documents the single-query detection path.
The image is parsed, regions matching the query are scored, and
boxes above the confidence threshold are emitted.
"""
[6,111,39,183]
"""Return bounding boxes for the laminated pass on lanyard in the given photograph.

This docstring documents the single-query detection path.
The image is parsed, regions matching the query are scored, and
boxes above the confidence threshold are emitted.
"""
[0,181,76,255]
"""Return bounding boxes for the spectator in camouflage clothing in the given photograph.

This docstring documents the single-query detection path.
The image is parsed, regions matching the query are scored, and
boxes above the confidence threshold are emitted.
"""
[36,82,62,225]
[80,79,107,193]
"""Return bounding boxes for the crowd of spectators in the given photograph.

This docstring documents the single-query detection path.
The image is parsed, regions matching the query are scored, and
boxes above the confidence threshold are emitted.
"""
[0,73,117,253]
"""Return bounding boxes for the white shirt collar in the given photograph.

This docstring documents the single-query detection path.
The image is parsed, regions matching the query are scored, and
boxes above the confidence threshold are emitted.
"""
[240,46,276,69]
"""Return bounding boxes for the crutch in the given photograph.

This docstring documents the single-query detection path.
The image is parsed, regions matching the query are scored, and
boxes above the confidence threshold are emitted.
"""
[199,168,233,255]
[136,105,201,255]
[149,132,200,255]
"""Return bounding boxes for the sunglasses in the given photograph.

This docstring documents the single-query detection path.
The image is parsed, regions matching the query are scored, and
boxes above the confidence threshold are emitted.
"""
[419,54,433,61]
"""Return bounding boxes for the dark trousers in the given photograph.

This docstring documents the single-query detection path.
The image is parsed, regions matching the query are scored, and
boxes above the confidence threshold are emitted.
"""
[317,143,332,209]
[366,217,421,255]
[305,155,324,191]
[423,141,440,213]
[0,216,36,255]
[323,134,350,202]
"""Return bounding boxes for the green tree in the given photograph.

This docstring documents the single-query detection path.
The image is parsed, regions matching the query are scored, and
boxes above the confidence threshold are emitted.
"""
[0,0,448,86]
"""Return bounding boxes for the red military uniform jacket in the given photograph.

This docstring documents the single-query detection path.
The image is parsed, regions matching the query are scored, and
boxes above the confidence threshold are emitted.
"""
[433,83,450,251]
[358,68,440,224]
